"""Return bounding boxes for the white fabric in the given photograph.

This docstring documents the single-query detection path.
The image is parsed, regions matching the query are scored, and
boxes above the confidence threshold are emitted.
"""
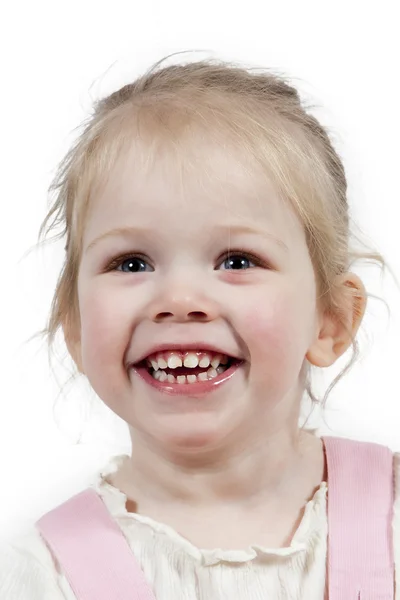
[1,445,399,600]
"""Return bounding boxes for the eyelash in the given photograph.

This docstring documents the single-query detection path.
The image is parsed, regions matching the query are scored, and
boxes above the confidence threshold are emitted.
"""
[105,249,269,272]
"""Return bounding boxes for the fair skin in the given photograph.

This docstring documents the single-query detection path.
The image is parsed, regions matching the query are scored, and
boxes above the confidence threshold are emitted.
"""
[65,137,367,549]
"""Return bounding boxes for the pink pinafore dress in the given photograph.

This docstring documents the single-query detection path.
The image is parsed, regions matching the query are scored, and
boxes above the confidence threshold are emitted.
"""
[36,436,395,599]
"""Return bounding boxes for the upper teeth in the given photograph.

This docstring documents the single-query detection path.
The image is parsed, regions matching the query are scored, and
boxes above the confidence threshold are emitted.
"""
[146,351,229,371]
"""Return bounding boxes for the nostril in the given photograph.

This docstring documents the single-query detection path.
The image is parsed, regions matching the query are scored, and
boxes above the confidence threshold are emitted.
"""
[156,312,174,320]
[154,310,208,322]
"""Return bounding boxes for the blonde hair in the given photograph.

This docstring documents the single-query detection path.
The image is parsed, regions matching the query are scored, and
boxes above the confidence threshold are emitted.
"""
[38,53,392,414]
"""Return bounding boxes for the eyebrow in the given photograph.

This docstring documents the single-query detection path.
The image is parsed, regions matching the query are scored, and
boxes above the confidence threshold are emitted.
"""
[213,225,289,252]
[85,224,289,253]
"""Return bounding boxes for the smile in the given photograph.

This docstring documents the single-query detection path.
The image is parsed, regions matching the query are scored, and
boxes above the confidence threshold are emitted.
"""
[131,349,243,395]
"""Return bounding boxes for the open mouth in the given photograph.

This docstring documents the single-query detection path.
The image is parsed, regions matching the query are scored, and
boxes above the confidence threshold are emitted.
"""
[132,349,242,394]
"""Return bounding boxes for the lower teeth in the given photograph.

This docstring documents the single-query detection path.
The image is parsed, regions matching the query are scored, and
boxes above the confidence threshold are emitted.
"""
[151,365,226,384]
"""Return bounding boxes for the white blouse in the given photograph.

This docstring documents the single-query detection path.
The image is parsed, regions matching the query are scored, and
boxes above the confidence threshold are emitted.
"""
[1,446,399,600]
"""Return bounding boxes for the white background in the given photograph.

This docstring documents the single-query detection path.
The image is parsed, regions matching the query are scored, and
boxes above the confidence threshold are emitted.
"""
[0,0,399,541]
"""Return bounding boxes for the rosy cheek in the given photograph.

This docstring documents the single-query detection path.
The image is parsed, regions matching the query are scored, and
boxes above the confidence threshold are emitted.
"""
[241,298,298,358]
[79,293,124,362]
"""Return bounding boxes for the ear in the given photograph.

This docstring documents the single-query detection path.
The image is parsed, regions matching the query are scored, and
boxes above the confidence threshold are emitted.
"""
[306,272,367,368]
[62,315,85,374]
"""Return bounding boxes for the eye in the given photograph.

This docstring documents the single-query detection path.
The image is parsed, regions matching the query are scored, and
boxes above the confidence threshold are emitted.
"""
[107,254,154,273]
[105,251,267,273]
[218,252,261,271]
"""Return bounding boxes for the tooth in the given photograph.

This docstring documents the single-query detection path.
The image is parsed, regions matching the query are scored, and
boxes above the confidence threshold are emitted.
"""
[177,375,187,384]
[159,371,167,382]
[199,355,211,368]
[183,353,199,368]
[187,374,197,383]
[153,370,162,380]
[210,354,222,369]
[198,372,208,381]
[167,354,183,369]
[156,354,168,369]
[151,360,159,371]
[220,355,229,365]
[216,366,225,374]
[207,368,218,379]
[167,374,176,383]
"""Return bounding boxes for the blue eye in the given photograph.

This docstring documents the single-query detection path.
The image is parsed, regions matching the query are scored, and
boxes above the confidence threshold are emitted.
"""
[110,255,153,273]
[106,251,265,273]
[219,254,257,270]
[120,258,147,272]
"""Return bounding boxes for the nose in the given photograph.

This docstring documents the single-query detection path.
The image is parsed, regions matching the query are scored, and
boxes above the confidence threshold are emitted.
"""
[149,283,219,323]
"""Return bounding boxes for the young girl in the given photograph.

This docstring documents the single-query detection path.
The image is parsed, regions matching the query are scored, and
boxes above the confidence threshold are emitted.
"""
[1,55,398,599]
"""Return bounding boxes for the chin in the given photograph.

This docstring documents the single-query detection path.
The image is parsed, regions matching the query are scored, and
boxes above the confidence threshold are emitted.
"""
[148,415,232,456]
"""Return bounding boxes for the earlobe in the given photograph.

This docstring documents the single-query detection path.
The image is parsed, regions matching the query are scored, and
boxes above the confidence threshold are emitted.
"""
[306,273,367,368]
[306,338,337,368]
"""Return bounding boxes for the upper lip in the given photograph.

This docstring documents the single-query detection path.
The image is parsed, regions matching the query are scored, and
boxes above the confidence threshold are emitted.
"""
[132,343,242,365]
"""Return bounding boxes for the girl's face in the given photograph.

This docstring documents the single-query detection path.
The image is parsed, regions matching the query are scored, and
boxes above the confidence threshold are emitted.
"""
[75,140,321,454]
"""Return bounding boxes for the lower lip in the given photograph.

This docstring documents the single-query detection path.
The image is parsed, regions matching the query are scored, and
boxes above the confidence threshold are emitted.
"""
[131,361,243,396]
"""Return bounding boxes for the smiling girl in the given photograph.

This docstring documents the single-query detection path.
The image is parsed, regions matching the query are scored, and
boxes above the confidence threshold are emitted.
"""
[1,55,397,599]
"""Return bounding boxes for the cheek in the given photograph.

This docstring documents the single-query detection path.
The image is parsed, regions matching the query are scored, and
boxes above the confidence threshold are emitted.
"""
[78,286,132,374]
[241,291,313,368]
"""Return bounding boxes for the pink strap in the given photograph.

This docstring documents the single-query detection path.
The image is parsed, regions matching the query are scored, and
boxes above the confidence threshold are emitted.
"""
[37,488,156,600]
[36,436,395,599]
[322,436,394,599]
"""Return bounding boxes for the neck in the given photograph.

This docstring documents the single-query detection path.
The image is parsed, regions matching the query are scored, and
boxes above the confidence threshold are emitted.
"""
[112,427,319,508]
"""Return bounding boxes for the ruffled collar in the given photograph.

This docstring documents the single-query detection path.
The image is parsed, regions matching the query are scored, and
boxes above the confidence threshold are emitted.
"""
[90,453,328,565]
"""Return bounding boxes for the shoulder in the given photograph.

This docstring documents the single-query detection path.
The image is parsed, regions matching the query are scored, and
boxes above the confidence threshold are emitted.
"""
[0,527,68,600]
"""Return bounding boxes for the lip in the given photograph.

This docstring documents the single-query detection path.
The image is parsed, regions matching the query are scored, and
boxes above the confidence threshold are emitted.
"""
[132,342,241,364]
[131,360,243,396]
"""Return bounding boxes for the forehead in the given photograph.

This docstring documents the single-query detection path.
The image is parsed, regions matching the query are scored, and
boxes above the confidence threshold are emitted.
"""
[83,135,305,249]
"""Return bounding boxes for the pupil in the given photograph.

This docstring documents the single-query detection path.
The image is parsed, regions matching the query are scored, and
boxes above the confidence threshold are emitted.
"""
[122,258,146,272]
[226,256,249,269]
